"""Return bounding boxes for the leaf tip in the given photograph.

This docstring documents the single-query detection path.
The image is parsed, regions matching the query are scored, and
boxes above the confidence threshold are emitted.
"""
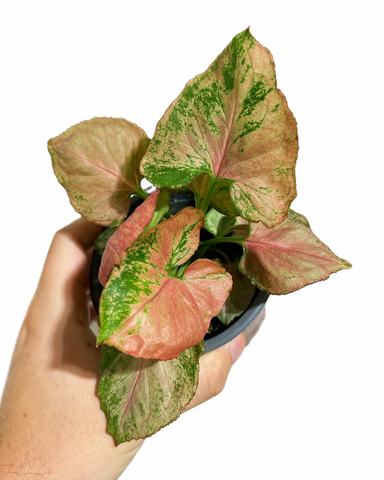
[97,330,108,345]
[340,258,352,269]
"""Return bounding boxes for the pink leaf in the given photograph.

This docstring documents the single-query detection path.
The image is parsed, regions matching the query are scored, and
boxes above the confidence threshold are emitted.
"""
[48,117,149,226]
[141,29,298,227]
[98,190,160,286]
[98,209,233,360]
[240,210,352,294]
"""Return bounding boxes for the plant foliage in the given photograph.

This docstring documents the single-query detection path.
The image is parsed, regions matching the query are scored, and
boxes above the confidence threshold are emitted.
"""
[48,28,351,444]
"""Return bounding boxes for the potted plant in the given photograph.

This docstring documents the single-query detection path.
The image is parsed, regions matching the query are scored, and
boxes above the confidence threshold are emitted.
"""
[47,28,351,446]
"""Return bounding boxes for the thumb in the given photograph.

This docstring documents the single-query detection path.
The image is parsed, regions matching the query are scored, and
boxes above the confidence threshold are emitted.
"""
[185,333,246,411]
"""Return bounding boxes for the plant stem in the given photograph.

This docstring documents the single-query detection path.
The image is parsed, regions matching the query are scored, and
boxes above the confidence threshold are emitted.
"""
[209,248,230,264]
[199,235,246,248]
[176,260,191,277]
[134,185,149,200]
[195,193,201,210]
[200,175,217,214]
[170,265,178,277]
[194,245,210,260]
[216,224,236,238]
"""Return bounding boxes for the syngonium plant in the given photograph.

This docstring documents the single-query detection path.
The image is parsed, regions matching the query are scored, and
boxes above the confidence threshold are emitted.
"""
[48,28,351,445]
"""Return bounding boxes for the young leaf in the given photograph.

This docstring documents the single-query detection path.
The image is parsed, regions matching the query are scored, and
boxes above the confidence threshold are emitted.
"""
[217,260,256,326]
[98,189,170,286]
[240,210,352,294]
[98,341,204,444]
[141,28,298,228]
[48,117,150,226]
[98,209,232,360]
[94,227,118,256]
[204,208,238,236]
[98,190,160,286]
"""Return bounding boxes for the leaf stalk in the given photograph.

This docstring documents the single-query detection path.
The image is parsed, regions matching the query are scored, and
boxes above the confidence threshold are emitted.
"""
[200,175,218,214]
[199,235,246,248]
[134,185,149,200]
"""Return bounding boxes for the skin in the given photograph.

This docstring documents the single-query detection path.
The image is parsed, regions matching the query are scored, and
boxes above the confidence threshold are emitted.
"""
[0,218,247,480]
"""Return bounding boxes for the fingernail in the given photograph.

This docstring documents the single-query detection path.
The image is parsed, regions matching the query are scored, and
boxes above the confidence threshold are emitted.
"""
[230,335,246,364]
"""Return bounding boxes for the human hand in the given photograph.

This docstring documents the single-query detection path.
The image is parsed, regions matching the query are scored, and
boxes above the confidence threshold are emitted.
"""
[0,218,247,480]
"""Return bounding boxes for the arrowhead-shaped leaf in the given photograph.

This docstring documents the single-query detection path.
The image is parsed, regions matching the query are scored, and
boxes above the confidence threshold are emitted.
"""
[217,260,256,326]
[99,189,170,286]
[98,341,204,444]
[98,208,232,360]
[240,210,352,294]
[48,117,150,226]
[141,29,298,227]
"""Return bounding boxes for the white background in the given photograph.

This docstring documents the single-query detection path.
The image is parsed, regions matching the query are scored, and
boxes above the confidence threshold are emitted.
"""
[0,1,383,479]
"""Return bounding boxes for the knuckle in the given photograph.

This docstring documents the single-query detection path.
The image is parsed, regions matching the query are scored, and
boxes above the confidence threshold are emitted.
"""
[52,228,65,245]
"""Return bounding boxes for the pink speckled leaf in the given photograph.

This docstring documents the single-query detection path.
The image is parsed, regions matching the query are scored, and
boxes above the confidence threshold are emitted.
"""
[98,341,204,444]
[99,189,170,286]
[48,117,150,226]
[98,208,232,360]
[141,29,298,227]
[240,210,352,294]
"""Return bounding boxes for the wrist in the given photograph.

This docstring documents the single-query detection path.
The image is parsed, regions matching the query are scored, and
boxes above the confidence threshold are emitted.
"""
[0,437,143,480]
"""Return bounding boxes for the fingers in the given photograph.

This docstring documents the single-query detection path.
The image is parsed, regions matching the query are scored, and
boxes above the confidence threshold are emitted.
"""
[185,334,246,411]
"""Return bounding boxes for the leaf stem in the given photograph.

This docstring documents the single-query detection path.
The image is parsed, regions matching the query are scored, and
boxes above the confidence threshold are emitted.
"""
[199,236,246,248]
[176,261,191,277]
[194,245,210,260]
[134,185,149,200]
[195,193,202,210]
[200,175,217,214]
[170,265,179,277]
[209,248,230,264]
[216,224,236,238]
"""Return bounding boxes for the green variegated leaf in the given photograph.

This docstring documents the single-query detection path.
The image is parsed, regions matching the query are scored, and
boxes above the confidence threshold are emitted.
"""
[141,28,298,227]
[98,341,204,444]
[48,117,150,226]
[95,227,118,256]
[217,260,256,326]
[240,209,352,294]
[98,208,232,360]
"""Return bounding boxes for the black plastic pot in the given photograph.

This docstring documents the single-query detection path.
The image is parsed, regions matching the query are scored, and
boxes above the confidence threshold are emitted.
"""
[89,191,269,353]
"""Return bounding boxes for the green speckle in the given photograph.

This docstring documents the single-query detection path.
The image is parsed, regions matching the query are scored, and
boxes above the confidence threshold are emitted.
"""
[237,80,272,120]
[73,193,86,201]
[233,118,264,144]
